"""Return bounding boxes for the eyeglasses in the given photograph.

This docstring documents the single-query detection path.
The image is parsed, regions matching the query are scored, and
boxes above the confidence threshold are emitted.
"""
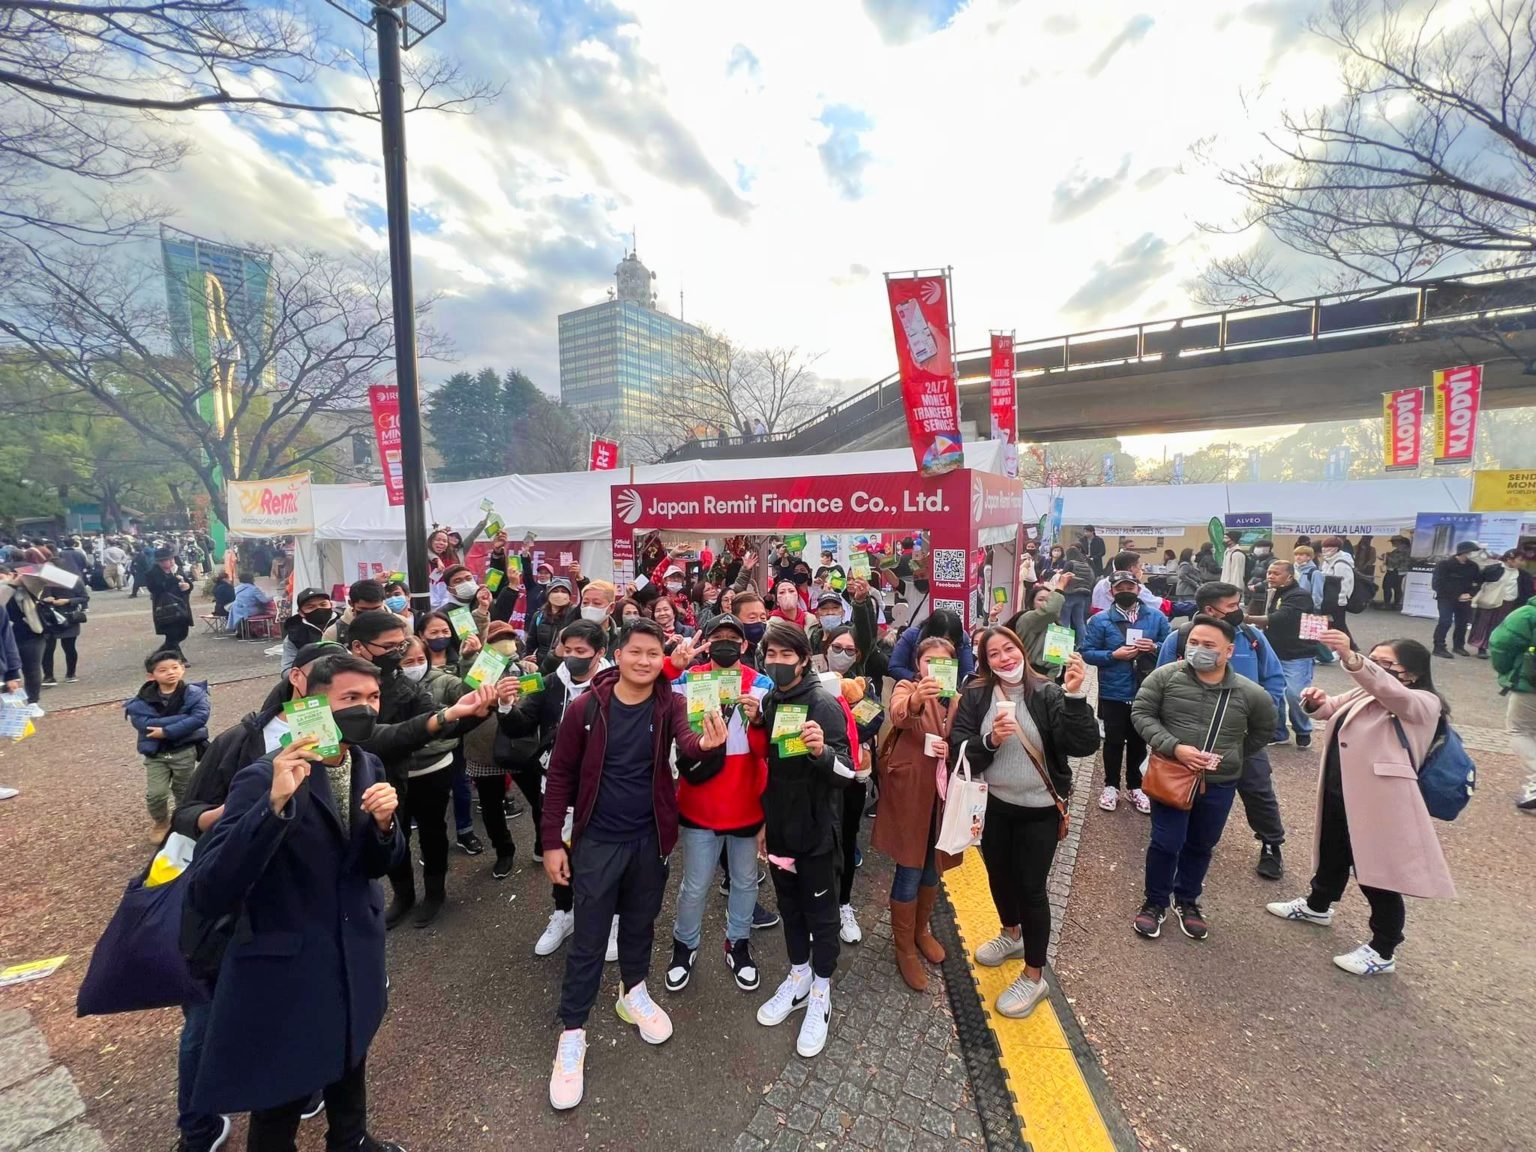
[365,639,410,657]
[1370,658,1404,672]
[828,645,858,655]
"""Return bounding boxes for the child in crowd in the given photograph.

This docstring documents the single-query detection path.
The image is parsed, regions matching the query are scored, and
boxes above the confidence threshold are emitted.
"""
[124,649,210,844]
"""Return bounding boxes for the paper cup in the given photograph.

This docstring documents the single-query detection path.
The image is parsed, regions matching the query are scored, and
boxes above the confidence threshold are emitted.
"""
[923,732,943,757]
[995,701,1016,722]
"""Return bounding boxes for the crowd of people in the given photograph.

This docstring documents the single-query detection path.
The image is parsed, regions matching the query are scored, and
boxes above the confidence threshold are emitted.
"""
[2,517,1530,1152]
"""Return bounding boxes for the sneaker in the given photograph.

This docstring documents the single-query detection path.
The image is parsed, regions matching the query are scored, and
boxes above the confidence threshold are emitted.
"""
[0,786,17,801]
[751,901,780,931]
[1518,779,1536,812]
[491,851,515,880]
[1128,788,1151,814]
[615,981,673,1044]
[995,971,1048,1019]
[505,796,524,818]
[975,930,1027,967]
[757,969,812,1026]
[1295,733,1312,749]
[209,1114,232,1151]
[1098,785,1119,812]
[534,910,575,957]
[532,847,544,863]
[456,830,485,856]
[181,1114,232,1152]
[1175,902,1209,940]
[1133,901,1166,939]
[358,1138,407,1152]
[1452,646,1471,657]
[26,703,44,718]
[664,938,698,993]
[605,914,619,963]
[838,904,862,944]
[1256,842,1284,880]
[1475,648,1490,659]
[300,1091,325,1120]
[717,872,731,897]
[726,937,760,991]
[65,675,79,684]
[796,979,831,1058]
[1265,897,1333,925]
[41,677,57,688]
[854,845,863,869]
[549,1028,586,1110]
[1433,647,1453,659]
[1333,943,1396,976]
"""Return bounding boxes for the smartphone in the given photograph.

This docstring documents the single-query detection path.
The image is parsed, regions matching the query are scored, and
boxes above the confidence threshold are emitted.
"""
[896,299,939,365]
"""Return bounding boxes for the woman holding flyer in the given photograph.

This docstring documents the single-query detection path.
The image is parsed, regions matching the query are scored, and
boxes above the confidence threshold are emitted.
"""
[951,627,1098,1018]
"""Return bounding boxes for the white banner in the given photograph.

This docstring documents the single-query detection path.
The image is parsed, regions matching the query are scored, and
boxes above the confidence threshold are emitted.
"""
[1272,519,1412,536]
[340,540,408,586]
[227,473,315,537]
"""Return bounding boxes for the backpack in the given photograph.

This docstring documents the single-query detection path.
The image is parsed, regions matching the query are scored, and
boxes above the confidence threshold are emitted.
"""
[1389,714,1475,821]
[1345,574,1377,614]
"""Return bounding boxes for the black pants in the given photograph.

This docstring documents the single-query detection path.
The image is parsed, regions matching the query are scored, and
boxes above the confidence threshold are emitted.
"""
[558,832,668,1029]
[771,850,841,978]
[246,1053,367,1152]
[1433,598,1473,650]
[158,624,190,658]
[1382,570,1404,609]
[1098,698,1144,790]
[476,772,568,908]
[14,631,43,703]
[1325,604,1353,648]
[1307,788,1405,958]
[508,756,545,846]
[839,781,866,905]
[391,767,450,887]
[1236,749,1285,846]
[42,635,78,680]
[978,798,1059,969]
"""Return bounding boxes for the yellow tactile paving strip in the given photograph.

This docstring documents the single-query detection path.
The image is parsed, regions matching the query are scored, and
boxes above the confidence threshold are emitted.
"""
[945,852,1117,1152]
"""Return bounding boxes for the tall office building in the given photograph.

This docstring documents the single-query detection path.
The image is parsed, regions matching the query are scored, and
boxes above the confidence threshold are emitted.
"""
[558,250,701,439]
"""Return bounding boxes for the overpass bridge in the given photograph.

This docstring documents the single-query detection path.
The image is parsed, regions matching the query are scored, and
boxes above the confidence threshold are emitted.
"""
[663,266,1536,461]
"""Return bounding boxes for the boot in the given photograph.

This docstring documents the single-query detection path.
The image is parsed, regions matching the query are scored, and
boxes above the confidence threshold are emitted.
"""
[414,874,445,929]
[913,885,947,965]
[889,900,927,992]
[384,871,416,930]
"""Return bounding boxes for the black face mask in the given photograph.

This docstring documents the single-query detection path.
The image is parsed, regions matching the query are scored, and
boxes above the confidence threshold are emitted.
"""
[303,608,334,631]
[371,651,403,679]
[563,654,594,678]
[1223,608,1246,627]
[792,572,810,586]
[743,622,766,644]
[766,661,801,690]
[1113,591,1139,608]
[426,636,452,652]
[333,705,378,745]
[709,640,742,668]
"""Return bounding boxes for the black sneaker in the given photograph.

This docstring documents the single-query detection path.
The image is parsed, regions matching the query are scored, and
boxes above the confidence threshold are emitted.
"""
[717,872,730,897]
[456,830,485,856]
[1295,733,1311,749]
[1175,902,1210,940]
[1433,647,1454,659]
[41,678,57,688]
[492,851,515,880]
[664,938,698,992]
[504,796,524,818]
[358,1138,409,1152]
[1256,842,1284,880]
[751,901,780,930]
[726,936,760,991]
[65,675,79,684]
[300,1090,325,1120]
[1453,647,1472,657]
[1133,901,1165,939]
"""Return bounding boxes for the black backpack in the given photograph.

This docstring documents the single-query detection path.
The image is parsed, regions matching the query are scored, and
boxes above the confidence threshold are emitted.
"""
[1346,574,1377,614]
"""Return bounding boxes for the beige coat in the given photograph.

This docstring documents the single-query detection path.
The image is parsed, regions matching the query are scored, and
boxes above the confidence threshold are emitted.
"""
[1308,658,1457,900]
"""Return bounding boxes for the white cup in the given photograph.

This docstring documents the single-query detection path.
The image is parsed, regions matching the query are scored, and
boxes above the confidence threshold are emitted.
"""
[995,700,1016,722]
[923,732,943,757]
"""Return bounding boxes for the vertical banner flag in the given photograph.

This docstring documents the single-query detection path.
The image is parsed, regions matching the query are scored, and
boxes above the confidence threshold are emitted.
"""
[589,438,619,471]
[989,332,1017,478]
[1431,365,1482,465]
[1382,387,1424,471]
[1247,449,1261,482]
[1101,453,1115,485]
[885,271,964,476]
[1172,453,1185,484]
[367,385,404,507]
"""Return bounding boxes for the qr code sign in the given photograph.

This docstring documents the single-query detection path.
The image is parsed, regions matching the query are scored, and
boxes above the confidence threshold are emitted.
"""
[931,549,967,584]
[932,598,968,626]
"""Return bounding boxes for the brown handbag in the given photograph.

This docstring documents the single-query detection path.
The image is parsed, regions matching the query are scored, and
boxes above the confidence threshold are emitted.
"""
[1142,688,1231,811]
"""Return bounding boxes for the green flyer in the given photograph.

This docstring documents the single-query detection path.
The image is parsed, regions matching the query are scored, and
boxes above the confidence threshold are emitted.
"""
[928,657,959,698]
[686,673,722,732]
[849,552,871,579]
[462,648,509,689]
[445,605,476,640]
[851,697,882,725]
[484,568,504,592]
[771,703,809,756]
[1042,624,1075,666]
[281,695,340,757]
[517,672,545,695]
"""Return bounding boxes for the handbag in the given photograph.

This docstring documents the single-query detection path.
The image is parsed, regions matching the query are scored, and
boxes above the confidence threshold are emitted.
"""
[1142,687,1231,811]
[996,687,1070,841]
[935,739,989,855]
[152,596,192,629]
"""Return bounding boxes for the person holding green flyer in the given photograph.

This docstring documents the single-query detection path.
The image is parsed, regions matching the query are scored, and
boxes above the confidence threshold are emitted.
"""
[1084,571,1170,813]
[888,608,973,684]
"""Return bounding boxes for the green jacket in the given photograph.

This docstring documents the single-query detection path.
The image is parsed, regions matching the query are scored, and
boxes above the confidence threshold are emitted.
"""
[1008,591,1064,669]
[1489,596,1536,693]
[1131,661,1277,785]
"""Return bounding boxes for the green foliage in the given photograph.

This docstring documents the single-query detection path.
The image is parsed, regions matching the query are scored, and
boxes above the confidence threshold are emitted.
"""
[424,367,583,479]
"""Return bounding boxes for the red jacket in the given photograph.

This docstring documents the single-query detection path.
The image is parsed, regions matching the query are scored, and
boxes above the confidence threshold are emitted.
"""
[676,663,773,833]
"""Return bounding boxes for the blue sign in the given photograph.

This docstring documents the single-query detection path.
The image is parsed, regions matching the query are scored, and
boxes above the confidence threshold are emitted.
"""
[1101,453,1115,485]
[1223,512,1273,547]
[1049,496,1065,544]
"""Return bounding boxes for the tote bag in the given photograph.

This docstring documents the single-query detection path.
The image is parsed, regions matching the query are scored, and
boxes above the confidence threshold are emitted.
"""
[935,740,989,855]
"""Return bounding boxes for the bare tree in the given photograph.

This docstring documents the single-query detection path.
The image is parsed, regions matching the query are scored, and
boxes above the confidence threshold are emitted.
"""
[1196,0,1536,368]
[519,400,618,474]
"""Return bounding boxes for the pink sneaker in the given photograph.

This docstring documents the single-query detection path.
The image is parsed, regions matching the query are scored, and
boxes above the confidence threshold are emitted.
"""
[616,981,673,1044]
[1129,788,1151,814]
[1098,786,1119,812]
[549,1028,586,1110]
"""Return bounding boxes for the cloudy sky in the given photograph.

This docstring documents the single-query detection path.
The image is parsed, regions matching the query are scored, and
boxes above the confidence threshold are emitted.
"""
[145,0,1346,421]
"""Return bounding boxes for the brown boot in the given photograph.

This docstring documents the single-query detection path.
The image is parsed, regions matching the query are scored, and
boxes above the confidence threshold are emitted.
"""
[889,900,928,991]
[913,884,947,964]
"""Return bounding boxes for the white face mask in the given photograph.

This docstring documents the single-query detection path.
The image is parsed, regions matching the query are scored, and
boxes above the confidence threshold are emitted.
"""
[665,581,683,594]
[580,605,608,623]
[827,648,856,672]
[994,662,1025,684]
[818,613,842,630]
[453,581,478,601]
[401,662,428,683]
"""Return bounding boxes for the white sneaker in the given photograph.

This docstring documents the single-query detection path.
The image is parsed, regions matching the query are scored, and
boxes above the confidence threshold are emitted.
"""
[208,1113,232,1151]
[1333,943,1396,976]
[615,980,673,1044]
[838,904,862,944]
[995,971,1048,1019]
[605,914,619,963]
[26,703,44,719]
[1265,897,1334,926]
[975,930,1027,967]
[757,968,812,1026]
[0,786,17,801]
[796,978,831,1058]
[1098,786,1118,811]
[549,1028,586,1110]
[534,910,575,956]
[1128,788,1151,814]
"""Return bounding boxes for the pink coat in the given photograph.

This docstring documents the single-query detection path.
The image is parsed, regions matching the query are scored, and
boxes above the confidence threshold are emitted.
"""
[1308,658,1456,900]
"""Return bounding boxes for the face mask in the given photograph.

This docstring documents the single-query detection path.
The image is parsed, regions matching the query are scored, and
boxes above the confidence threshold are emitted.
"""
[994,662,1025,685]
[709,640,742,668]
[371,651,402,678]
[401,662,428,683]
[778,596,799,611]
[384,596,408,613]
[1113,592,1139,608]
[580,605,608,623]
[453,581,478,601]
[426,636,451,652]
[332,705,378,745]
[1322,548,1338,557]
[818,613,842,630]
[792,572,810,586]
[1223,609,1245,627]
[665,581,683,594]
[1186,646,1221,671]
[563,654,594,678]
[490,640,518,657]
[743,621,766,644]
[766,661,801,690]
[303,608,334,631]
[547,593,570,608]
[827,649,856,672]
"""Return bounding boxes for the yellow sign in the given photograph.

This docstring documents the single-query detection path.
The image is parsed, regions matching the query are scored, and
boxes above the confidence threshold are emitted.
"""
[1471,469,1536,512]
[227,472,314,536]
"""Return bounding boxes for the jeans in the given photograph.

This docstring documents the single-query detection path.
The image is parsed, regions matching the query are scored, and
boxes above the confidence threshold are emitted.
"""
[1307,788,1405,958]
[1236,749,1286,846]
[1145,781,1238,907]
[1382,569,1404,609]
[1279,658,1315,736]
[890,844,940,903]
[771,851,842,978]
[1098,698,1145,789]
[1433,598,1473,650]
[451,746,473,835]
[177,1002,223,1147]
[978,798,1059,967]
[41,635,78,679]
[247,1054,368,1152]
[1063,593,1090,645]
[839,781,866,904]
[674,825,758,948]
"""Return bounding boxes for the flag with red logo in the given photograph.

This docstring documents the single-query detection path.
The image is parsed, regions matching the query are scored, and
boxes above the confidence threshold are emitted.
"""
[885,271,964,477]
[589,438,619,471]
[1382,387,1424,471]
[368,385,404,507]
[989,332,1017,478]
[1431,365,1482,465]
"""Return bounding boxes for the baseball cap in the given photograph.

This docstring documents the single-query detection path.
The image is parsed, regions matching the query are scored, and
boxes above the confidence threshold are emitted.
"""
[1454,540,1481,555]
[292,641,345,669]
[816,590,844,609]
[700,613,746,641]
[547,577,574,594]
[1109,570,1139,588]
[295,586,330,608]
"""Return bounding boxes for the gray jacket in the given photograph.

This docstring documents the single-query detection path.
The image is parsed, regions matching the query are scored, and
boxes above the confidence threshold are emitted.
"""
[1131,661,1276,785]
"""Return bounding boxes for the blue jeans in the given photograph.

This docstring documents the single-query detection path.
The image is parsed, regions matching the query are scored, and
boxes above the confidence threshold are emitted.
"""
[673,825,758,948]
[178,1001,223,1145]
[1144,781,1238,907]
[890,842,940,903]
[1279,658,1315,736]
[1063,593,1090,644]
[451,748,473,835]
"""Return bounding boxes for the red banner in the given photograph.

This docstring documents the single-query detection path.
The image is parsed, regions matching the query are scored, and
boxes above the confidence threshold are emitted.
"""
[589,438,619,470]
[989,332,1017,478]
[885,272,963,476]
[1431,365,1482,465]
[368,385,405,507]
[1382,387,1424,471]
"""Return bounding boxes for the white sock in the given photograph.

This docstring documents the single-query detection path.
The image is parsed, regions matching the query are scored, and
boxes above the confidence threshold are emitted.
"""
[811,974,831,999]
[791,962,811,986]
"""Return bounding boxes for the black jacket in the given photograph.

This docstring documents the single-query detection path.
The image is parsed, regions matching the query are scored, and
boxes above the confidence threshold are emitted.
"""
[144,564,191,609]
[759,673,855,858]
[1431,556,1484,601]
[173,681,288,840]
[495,667,598,763]
[1264,581,1318,661]
[357,668,475,789]
[949,678,1101,798]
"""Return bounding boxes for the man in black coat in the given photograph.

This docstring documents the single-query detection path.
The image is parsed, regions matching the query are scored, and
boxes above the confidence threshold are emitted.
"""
[1431,540,1487,657]
[1263,560,1322,749]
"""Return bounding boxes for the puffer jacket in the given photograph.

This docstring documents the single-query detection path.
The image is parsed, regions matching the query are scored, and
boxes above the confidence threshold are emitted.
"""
[1489,596,1536,693]
[759,671,855,858]
[124,679,211,755]
[1130,661,1277,785]
[407,665,471,775]
[1082,603,1170,702]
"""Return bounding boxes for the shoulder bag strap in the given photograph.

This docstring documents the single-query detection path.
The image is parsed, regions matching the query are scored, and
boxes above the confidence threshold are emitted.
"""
[1200,688,1232,754]
[993,685,1064,808]
[1387,714,1417,773]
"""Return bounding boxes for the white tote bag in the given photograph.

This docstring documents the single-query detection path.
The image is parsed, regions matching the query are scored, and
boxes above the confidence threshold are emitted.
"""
[935,740,989,855]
